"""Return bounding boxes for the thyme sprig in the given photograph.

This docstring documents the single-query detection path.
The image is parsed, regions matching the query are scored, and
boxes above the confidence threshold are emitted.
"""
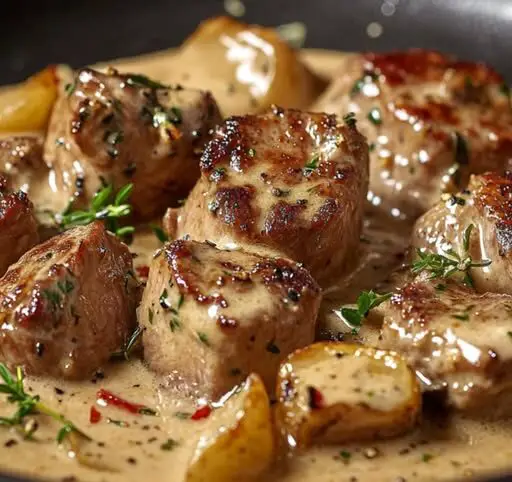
[0,363,90,443]
[58,183,134,239]
[411,224,491,287]
[334,290,392,334]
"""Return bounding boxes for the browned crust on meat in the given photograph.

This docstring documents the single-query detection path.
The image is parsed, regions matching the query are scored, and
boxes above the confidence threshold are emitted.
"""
[164,240,320,309]
[473,172,512,254]
[364,49,503,87]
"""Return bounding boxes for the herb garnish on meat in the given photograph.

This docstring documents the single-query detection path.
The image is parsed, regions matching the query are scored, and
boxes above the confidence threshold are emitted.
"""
[58,183,134,239]
[411,224,491,287]
[335,290,392,334]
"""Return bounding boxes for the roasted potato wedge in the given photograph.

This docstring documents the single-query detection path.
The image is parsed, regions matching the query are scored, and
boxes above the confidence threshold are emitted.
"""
[173,16,326,115]
[0,66,58,132]
[275,342,421,450]
[185,373,274,482]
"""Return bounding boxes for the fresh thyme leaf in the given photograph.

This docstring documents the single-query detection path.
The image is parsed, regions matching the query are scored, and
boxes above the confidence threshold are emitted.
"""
[174,411,191,419]
[114,183,134,206]
[367,108,382,125]
[161,438,179,451]
[197,332,210,346]
[335,291,392,333]
[151,224,169,243]
[303,155,319,175]
[64,80,77,97]
[125,74,168,90]
[462,223,474,252]
[59,183,134,239]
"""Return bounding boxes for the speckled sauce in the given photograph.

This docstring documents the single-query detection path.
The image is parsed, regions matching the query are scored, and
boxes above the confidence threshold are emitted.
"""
[1,48,512,482]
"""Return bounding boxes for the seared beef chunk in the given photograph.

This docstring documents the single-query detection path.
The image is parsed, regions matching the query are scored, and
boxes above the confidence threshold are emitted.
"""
[165,107,369,286]
[139,239,321,399]
[44,68,222,220]
[0,221,138,379]
[314,50,512,218]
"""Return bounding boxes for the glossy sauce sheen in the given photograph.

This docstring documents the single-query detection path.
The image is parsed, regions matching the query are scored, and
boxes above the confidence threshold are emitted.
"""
[1,50,512,482]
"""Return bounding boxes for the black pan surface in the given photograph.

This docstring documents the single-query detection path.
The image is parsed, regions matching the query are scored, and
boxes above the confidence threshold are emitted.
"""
[0,0,511,481]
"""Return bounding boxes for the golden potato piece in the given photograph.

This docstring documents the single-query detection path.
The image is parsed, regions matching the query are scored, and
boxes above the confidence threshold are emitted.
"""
[186,373,274,482]
[275,342,421,450]
[0,66,58,133]
[174,16,326,115]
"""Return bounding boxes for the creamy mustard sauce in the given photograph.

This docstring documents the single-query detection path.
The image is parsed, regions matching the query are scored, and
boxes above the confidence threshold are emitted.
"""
[1,49,512,482]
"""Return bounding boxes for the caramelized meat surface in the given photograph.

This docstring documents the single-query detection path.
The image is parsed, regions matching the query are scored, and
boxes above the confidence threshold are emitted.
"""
[0,222,138,379]
[0,176,39,276]
[379,276,512,412]
[44,68,222,220]
[412,172,512,294]
[139,239,321,399]
[314,50,512,218]
[165,107,369,286]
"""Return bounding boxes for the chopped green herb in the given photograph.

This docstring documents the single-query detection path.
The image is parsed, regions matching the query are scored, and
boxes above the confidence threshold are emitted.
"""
[177,294,184,309]
[174,412,191,420]
[57,279,74,294]
[367,108,382,125]
[335,291,392,334]
[422,453,434,463]
[42,289,62,311]
[125,74,168,90]
[107,418,129,427]
[339,450,352,462]
[169,318,181,332]
[148,308,154,324]
[452,312,469,321]
[139,407,158,416]
[435,283,446,292]
[64,79,77,97]
[160,289,170,309]
[160,438,179,451]
[197,332,210,346]
[247,148,256,157]
[303,155,319,175]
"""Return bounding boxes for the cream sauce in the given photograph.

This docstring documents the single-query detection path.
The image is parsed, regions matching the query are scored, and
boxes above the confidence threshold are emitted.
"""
[1,48,512,482]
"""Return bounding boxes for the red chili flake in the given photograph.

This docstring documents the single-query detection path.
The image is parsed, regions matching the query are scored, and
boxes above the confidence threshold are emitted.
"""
[90,406,102,424]
[136,266,150,278]
[96,389,157,416]
[191,405,212,421]
[307,386,325,410]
